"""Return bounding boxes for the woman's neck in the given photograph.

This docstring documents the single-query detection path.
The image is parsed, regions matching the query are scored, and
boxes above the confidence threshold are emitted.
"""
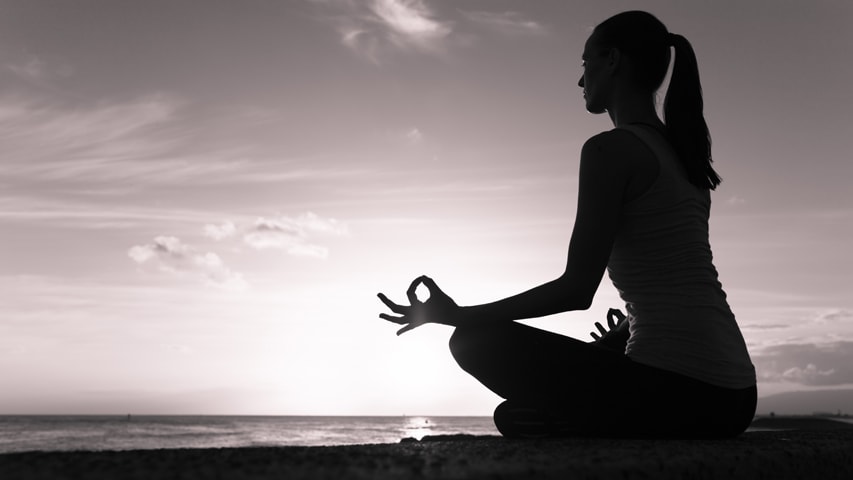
[607,90,662,129]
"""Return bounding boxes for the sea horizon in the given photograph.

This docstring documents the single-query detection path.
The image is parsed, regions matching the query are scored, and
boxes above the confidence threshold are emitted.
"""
[0,415,500,454]
[4,413,852,455]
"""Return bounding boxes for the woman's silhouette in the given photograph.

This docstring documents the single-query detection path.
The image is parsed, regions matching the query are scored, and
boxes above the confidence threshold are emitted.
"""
[378,11,756,438]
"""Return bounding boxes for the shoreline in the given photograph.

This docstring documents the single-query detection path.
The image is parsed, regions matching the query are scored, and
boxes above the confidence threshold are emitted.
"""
[1,418,852,479]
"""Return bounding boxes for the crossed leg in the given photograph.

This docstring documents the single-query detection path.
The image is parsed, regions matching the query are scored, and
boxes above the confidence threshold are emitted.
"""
[449,321,756,438]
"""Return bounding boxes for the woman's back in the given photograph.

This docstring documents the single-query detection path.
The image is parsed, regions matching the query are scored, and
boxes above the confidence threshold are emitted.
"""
[608,125,755,389]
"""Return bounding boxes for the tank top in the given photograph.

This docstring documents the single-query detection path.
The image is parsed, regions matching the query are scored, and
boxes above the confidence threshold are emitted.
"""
[607,125,756,389]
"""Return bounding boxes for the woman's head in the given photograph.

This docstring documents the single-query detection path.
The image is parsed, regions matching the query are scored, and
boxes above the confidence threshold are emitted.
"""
[582,10,721,190]
[588,11,671,95]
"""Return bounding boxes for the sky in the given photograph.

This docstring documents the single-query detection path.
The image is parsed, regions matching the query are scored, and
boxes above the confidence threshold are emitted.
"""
[1,0,851,416]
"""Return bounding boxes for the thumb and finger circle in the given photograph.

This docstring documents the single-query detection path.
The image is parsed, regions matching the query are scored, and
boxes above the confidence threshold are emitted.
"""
[607,308,627,323]
[376,275,432,318]
[406,276,425,305]
[379,275,443,335]
[406,275,445,303]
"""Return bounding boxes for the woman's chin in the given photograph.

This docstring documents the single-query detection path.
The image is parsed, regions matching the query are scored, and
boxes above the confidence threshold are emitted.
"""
[585,105,607,115]
[582,98,606,114]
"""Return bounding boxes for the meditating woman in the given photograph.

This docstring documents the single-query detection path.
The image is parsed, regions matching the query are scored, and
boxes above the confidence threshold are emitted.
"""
[378,10,756,438]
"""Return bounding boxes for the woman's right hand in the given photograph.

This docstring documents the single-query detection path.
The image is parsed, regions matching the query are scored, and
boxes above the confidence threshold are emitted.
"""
[378,275,462,335]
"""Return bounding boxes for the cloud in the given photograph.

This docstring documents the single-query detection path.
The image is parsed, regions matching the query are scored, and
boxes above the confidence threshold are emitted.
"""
[814,309,853,324]
[371,0,450,41]
[128,236,248,290]
[781,364,836,384]
[740,323,790,331]
[726,195,746,206]
[6,55,73,84]
[752,341,853,386]
[340,28,381,63]
[128,236,189,265]
[405,127,424,144]
[316,4,548,63]
[1,93,373,193]
[290,211,349,236]
[1,94,189,184]
[461,10,546,35]
[8,57,48,82]
[203,221,237,241]
[241,212,348,259]
[314,0,451,62]
[198,212,349,259]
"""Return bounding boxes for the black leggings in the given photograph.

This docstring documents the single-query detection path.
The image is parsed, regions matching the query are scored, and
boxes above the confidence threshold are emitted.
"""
[449,321,756,438]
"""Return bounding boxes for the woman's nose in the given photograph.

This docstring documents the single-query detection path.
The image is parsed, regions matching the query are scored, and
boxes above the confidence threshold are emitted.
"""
[577,75,584,88]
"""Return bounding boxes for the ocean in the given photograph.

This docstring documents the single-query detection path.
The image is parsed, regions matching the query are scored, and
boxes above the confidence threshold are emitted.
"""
[0,416,498,454]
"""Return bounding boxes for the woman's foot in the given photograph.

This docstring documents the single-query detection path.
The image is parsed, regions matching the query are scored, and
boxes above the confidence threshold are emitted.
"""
[493,400,577,438]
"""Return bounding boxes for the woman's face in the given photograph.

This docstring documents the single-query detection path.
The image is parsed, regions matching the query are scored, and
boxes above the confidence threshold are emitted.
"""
[577,36,611,114]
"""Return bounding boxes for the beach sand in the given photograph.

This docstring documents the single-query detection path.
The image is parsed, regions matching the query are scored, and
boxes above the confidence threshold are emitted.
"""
[1,418,851,480]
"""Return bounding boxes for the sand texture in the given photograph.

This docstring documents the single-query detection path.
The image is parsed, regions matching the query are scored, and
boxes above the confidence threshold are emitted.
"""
[1,420,852,479]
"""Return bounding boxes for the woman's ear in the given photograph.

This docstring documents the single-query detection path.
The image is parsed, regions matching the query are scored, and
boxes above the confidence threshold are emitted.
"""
[607,48,622,72]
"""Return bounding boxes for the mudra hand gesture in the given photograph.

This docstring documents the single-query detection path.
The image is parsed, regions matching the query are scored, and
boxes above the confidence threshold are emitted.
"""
[378,275,461,335]
[589,307,629,351]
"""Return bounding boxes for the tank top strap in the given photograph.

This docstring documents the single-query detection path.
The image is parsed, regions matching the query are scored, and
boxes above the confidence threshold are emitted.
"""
[618,124,689,184]
[618,124,669,163]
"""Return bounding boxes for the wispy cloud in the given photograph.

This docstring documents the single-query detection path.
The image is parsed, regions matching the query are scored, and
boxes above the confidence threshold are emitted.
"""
[7,57,48,82]
[128,236,248,291]
[740,323,791,331]
[0,194,236,231]
[0,93,369,192]
[405,127,424,144]
[461,10,546,35]
[726,195,747,206]
[814,309,853,324]
[203,221,238,241]
[752,341,853,387]
[6,55,74,85]
[1,94,187,183]
[357,170,576,200]
[371,0,450,41]
[211,212,349,259]
[316,3,547,62]
[314,0,451,62]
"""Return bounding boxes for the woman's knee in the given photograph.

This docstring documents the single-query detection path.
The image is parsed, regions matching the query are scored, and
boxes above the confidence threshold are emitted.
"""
[449,322,519,371]
[448,325,478,365]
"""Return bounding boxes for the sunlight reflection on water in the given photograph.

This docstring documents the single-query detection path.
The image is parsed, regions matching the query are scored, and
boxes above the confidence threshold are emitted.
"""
[401,416,435,440]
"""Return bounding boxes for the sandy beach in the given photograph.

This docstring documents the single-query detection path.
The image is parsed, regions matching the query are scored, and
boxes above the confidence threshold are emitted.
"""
[1,418,851,480]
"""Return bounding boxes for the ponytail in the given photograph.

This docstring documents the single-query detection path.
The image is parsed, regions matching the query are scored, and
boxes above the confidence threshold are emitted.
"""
[664,34,721,190]
[592,12,721,189]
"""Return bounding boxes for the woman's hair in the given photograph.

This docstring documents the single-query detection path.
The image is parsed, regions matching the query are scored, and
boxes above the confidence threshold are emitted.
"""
[592,11,721,190]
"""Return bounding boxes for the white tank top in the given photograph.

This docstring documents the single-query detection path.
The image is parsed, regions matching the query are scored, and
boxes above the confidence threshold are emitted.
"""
[607,125,756,389]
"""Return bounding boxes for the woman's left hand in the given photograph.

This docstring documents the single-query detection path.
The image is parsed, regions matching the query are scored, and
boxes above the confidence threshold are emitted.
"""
[590,307,629,351]
[590,308,627,341]
[378,275,461,335]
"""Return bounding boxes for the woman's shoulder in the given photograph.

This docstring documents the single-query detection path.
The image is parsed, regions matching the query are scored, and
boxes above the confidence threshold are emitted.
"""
[581,128,660,199]
[581,128,652,168]
[584,128,648,152]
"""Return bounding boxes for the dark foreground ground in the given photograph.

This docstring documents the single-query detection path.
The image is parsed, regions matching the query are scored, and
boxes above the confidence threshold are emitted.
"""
[1,417,851,480]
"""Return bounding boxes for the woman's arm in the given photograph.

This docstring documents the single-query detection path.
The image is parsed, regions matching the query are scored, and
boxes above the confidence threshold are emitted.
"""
[458,131,633,324]
[379,130,638,333]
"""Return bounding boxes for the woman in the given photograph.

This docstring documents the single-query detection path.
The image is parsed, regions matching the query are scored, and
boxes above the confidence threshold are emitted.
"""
[378,11,756,438]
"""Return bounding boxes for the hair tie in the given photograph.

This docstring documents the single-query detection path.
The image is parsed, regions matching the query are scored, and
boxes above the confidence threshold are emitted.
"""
[667,32,677,46]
